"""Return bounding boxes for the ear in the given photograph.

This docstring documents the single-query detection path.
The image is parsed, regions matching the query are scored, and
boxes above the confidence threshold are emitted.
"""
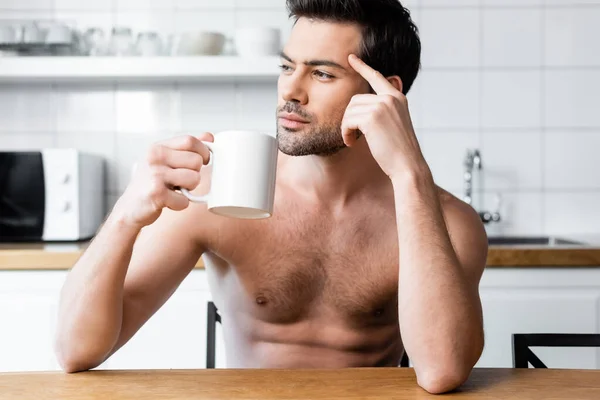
[387,76,404,94]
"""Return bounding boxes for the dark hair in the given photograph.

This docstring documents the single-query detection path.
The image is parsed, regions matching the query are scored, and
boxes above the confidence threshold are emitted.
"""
[286,0,421,95]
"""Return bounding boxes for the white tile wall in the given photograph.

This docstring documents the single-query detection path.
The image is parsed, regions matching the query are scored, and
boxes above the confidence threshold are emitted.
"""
[544,131,600,190]
[482,130,543,191]
[0,84,53,132]
[545,193,600,235]
[420,71,480,129]
[114,9,174,36]
[115,83,180,134]
[545,7,600,66]
[420,0,479,6]
[235,82,277,132]
[180,83,236,133]
[482,8,542,67]
[53,84,116,133]
[406,74,424,130]
[1,0,599,236]
[419,8,480,68]
[117,0,172,11]
[173,10,235,36]
[0,0,52,10]
[482,71,542,129]
[52,11,114,33]
[52,0,111,11]
[0,132,55,150]
[179,0,234,10]
[484,0,542,5]
[545,70,600,128]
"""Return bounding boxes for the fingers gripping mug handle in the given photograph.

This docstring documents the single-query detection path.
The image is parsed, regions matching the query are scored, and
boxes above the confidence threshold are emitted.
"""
[179,141,214,203]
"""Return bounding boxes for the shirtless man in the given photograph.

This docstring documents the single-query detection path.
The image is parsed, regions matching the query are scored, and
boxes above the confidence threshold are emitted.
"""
[54,0,487,394]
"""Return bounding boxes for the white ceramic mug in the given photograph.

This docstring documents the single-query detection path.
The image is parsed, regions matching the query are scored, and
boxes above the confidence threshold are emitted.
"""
[180,130,278,220]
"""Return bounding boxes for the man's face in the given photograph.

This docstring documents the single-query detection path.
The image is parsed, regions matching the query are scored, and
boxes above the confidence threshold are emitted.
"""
[276,18,369,157]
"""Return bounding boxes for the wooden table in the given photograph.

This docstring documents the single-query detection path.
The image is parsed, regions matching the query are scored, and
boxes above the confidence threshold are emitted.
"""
[1,368,599,399]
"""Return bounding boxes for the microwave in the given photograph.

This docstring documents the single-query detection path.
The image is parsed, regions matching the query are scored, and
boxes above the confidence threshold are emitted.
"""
[0,149,105,242]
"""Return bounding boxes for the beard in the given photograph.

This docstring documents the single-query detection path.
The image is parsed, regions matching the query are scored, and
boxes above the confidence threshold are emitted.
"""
[276,102,348,157]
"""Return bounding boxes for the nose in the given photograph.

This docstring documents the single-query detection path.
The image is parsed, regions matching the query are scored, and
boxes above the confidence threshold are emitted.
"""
[278,70,308,105]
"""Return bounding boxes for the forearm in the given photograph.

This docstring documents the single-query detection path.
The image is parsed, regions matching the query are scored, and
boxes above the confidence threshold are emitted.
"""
[392,169,483,390]
[54,211,141,372]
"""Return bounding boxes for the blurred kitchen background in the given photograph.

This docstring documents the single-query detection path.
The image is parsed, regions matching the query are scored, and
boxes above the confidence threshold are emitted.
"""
[0,0,599,237]
[2,0,600,374]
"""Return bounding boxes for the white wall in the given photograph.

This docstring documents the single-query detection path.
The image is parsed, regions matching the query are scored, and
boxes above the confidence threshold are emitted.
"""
[0,0,599,236]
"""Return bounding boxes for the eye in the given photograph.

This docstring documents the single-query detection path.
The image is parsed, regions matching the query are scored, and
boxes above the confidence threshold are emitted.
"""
[279,64,293,73]
[313,70,335,80]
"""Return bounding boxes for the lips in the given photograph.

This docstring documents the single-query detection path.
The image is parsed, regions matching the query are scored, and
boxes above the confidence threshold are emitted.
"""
[278,113,310,130]
[278,113,309,123]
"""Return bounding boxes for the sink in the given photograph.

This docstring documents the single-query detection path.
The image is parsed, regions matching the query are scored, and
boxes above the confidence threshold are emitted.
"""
[488,236,584,246]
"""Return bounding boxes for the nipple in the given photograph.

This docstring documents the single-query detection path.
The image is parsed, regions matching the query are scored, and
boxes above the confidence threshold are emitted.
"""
[256,295,268,306]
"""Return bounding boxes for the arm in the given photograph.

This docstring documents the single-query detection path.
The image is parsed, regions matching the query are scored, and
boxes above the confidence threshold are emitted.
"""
[54,134,213,373]
[393,173,487,394]
[342,55,486,394]
[55,207,206,373]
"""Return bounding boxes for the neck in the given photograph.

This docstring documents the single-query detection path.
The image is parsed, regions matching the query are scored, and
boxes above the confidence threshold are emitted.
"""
[280,137,390,208]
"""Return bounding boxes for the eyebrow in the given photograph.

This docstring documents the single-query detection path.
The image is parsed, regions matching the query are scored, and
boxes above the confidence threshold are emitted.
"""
[280,51,346,71]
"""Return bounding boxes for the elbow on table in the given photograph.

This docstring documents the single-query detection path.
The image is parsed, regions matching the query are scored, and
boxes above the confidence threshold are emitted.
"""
[415,365,472,395]
[54,337,105,374]
[58,359,90,374]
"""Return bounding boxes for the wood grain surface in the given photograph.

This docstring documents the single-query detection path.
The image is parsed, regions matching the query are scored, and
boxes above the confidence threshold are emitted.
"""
[1,368,599,400]
[486,247,600,267]
[3,242,600,270]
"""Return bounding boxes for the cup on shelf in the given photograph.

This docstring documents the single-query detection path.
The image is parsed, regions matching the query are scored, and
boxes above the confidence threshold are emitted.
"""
[234,27,281,57]
[45,22,73,45]
[83,27,107,56]
[174,31,226,56]
[108,26,134,56]
[135,31,163,56]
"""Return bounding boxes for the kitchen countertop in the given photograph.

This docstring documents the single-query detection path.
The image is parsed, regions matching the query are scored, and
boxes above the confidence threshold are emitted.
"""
[2,237,600,270]
[0,242,205,270]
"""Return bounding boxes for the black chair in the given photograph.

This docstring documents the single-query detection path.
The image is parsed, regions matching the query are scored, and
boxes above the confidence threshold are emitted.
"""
[206,301,221,369]
[512,333,600,368]
[206,301,410,368]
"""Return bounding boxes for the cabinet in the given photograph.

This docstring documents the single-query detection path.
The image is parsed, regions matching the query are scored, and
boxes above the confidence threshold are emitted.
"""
[477,268,600,369]
[0,268,599,372]
[0,271,64,372]
[0,269,226,372]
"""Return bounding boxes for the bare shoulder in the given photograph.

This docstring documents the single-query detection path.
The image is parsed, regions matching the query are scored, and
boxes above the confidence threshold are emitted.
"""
[436,187,488,284]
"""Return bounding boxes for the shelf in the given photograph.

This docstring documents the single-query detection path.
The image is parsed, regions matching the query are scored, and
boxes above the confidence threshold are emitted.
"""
[0,56,281,83]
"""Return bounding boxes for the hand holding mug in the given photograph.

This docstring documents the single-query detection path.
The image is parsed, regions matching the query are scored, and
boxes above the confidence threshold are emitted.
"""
[114,133,213,229]
[114,130,279,229]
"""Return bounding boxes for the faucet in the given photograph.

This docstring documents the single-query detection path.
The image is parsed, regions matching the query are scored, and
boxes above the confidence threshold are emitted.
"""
[463,149,501,225]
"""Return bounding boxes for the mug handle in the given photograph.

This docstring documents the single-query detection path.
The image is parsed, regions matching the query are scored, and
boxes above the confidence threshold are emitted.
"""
[179,141,214,203]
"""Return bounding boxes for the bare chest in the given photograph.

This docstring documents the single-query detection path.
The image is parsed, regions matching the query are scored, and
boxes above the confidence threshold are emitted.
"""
[204,207,400,326]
